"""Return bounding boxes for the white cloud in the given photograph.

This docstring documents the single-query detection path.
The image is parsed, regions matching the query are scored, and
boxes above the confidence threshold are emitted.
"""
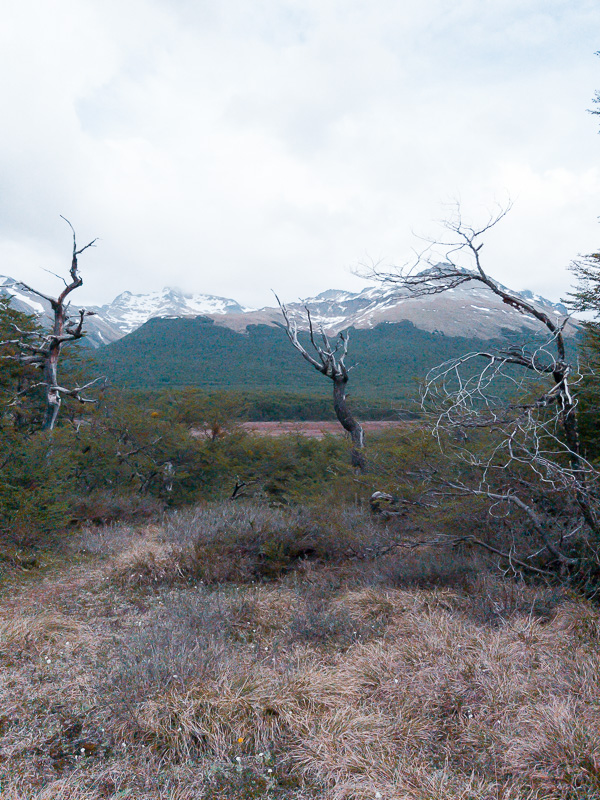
[0,0,598,308]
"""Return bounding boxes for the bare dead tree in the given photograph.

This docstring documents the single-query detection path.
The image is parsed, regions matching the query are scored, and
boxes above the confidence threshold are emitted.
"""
[1,218,99,431]
[367,205,600,578]
[276,297,366,471]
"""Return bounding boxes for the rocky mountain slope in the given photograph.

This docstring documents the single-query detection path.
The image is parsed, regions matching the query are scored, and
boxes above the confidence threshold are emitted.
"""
[224,282,574,340]
[1,273,575,348]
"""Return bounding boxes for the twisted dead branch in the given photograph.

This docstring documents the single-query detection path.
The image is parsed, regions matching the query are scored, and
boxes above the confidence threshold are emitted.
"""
[367,205,600,577]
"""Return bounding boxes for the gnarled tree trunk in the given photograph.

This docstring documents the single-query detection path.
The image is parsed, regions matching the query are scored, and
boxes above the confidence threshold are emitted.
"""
[333,375,365,470]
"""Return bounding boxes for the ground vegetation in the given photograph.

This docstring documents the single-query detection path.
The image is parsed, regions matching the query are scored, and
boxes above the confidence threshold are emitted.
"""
[1,501,598,799]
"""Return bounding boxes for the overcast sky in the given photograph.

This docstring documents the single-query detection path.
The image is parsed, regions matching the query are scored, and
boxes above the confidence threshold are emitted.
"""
[1,0,599,308]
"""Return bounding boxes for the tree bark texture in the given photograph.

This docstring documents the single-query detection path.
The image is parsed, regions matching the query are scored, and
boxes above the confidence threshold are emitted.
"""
[333,376,365,469]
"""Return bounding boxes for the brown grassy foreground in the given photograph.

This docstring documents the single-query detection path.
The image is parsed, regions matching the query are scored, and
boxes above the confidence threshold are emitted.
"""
[1,503,600,799]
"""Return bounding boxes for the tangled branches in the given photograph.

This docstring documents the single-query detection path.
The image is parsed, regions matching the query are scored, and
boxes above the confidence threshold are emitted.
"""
[369,206,600,580]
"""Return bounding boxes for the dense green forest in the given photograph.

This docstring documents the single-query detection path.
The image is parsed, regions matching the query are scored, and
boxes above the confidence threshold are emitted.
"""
[93,315,555,398]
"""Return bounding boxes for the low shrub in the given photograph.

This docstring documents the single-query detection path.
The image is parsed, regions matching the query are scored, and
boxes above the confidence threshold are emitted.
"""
[380,546,480,590]
[108,502,402,587]
[461,575,569,627]
[69,491,165,526]
[103,588,233,707]
[285,589,384,649]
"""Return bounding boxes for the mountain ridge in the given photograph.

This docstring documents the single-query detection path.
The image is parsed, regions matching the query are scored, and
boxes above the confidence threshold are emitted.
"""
[0,273,576,348]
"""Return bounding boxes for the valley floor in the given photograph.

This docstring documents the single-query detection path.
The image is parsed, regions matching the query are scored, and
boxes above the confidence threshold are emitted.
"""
[236,421,411,439]
[1,503,599,799]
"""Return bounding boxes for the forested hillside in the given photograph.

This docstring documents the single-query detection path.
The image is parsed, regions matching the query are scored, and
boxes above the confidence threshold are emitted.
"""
[94,315,544,397]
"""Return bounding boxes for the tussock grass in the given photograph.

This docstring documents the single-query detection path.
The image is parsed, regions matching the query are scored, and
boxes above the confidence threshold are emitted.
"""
[1,502,598,798]
[0,611,83,655]
[108,502,398,586]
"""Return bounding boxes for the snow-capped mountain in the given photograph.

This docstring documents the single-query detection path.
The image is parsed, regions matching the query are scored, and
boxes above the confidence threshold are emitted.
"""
[1,274,577,348]
[0,279,251,347]
[219,281,576,340]
[89,287,250,337]
[0,276,48,316]
[0,276,124,347]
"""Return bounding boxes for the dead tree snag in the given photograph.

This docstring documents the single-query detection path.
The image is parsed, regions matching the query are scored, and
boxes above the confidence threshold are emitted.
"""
[367,205,600,578]
[277,297,366,471]
[2,218,99,431]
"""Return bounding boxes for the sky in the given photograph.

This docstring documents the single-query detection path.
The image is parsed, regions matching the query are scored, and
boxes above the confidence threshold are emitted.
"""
[0,0,599,309]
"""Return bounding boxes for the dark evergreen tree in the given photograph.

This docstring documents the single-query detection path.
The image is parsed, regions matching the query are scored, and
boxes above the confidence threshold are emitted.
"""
[568,253,600,460]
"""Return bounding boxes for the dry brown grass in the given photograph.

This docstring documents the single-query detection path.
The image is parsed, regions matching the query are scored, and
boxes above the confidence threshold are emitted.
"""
[108,502,403,586]
[0,505,598,799]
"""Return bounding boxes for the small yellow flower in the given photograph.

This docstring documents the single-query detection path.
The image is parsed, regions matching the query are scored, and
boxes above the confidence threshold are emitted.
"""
[237,737,244,743]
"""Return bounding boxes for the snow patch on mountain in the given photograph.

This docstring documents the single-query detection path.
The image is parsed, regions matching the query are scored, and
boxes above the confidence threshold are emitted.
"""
[90,287,253,335]
[0,276,49,317]
[268,279,576,340]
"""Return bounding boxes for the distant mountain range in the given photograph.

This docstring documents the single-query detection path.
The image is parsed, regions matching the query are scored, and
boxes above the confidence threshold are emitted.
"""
[0,278,250,347]
[0,273,575,349]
